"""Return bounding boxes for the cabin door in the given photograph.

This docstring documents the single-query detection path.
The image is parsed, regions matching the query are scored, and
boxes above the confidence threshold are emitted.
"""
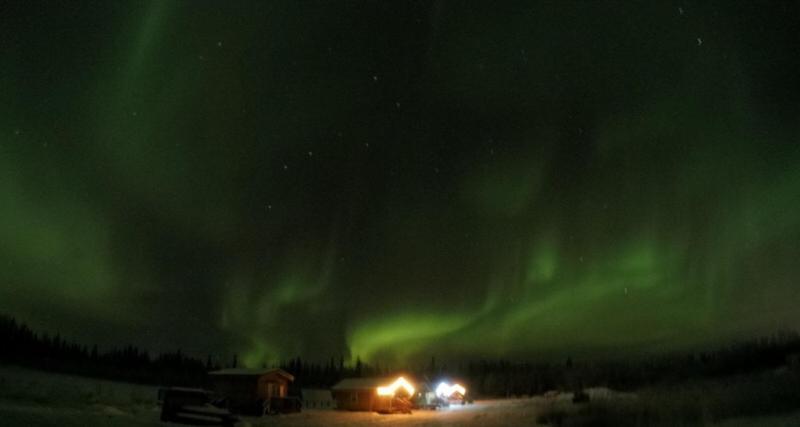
[265,382,278,399]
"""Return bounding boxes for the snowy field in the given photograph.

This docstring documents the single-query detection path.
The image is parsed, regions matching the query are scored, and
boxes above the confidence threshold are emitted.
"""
[246,399,537,426]
[2,364,800,426]
[0,365,546,426]
[0,365,158,426]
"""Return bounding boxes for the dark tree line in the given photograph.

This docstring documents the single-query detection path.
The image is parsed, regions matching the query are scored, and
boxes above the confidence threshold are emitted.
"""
[3,314,800,397]
[0,315,209,387]
[279,355,393,393]
[445,330,800,397]
[281,332,800,397]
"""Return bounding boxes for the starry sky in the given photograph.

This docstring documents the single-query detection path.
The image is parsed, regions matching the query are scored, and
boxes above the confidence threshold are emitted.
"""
[2,1,799,366]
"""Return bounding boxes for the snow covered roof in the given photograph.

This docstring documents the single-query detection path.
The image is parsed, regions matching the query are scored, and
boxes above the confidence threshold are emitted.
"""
[332,377,398,391]
[208,368,294,381]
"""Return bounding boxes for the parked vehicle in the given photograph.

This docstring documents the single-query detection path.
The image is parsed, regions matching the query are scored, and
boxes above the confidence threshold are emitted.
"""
[414,393,447,410]
[159,387,239,426]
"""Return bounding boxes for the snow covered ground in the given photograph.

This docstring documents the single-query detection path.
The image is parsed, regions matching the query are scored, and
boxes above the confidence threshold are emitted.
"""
[0,365,160,426]
[0,365,550,426]
[3,364,800,426]
[244,399,537,427]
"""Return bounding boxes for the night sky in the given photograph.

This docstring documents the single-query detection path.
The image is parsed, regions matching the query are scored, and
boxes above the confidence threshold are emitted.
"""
[2,1,799,367]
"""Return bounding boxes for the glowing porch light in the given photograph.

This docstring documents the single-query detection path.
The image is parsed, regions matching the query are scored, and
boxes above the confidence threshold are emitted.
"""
[376,377,415,396]
[436,382,466,398]
[435,382,450,397]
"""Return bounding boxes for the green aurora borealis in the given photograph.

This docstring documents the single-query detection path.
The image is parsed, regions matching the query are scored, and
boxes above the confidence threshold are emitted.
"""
[2,1,799,366]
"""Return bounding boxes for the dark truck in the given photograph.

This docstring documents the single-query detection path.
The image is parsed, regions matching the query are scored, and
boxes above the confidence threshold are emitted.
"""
[159,387,239,426]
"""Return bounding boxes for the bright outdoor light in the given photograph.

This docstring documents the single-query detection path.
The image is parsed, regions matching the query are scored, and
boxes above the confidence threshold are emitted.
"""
[436,382,466,398]
[377,377,415,396]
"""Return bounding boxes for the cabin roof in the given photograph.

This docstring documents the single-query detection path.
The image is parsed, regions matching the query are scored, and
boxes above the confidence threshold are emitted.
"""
[331,377,399,391]
[208,368,294,381]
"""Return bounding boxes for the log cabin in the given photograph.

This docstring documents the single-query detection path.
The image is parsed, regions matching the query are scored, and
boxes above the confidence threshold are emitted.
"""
[331,376,415,412]
[208,368,295,414]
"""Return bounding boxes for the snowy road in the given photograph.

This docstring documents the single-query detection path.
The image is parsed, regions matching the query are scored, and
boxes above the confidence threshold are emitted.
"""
[243,399,539,427]
[0,398,541,427]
